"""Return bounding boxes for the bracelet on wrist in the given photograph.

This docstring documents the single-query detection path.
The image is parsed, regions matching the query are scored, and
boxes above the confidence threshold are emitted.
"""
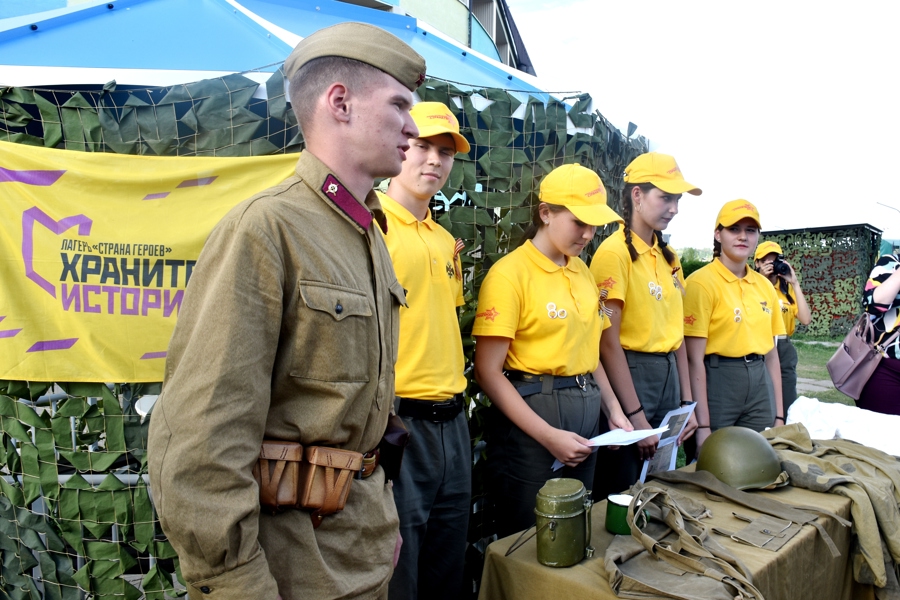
[680,401,694,406]
[625,405,644,418]
[697,425,711,429]
[775,415,785,422]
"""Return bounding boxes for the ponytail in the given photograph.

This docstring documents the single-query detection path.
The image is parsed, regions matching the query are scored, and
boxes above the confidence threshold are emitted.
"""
[712,225,723,257]
[519,202,567,247]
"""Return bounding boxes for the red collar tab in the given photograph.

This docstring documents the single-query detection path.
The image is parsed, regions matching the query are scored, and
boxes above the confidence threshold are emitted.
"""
[321,174,372,231]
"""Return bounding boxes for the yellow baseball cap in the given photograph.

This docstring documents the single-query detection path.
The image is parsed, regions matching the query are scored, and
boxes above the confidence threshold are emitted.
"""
[539,164,624,227]
[716,199,762,229]
[754,241,783,261]
[624,152,702,195]
[410,102,470,154]
[284,22,426,92]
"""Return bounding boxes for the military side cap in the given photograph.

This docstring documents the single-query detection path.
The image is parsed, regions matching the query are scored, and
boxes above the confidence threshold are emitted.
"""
[284,22,426,92]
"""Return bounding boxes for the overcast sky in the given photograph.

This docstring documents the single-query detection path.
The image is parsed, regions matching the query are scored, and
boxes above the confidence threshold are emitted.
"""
[506,0,900,249]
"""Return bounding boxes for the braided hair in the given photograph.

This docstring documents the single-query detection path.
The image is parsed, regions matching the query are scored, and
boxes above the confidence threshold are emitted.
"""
[622,183,678,267]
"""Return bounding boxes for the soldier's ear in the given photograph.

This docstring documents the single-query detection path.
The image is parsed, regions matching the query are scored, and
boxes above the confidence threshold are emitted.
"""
[323,82,352,124]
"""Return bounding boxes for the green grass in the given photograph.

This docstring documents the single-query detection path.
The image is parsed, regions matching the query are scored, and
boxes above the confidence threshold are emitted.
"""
[793,340,855,406]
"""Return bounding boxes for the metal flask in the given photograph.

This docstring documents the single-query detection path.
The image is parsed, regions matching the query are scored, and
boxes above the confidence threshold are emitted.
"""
[534,478,594,567]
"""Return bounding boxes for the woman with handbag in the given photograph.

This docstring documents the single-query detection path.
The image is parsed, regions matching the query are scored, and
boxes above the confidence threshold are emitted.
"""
[754,241,811,416]
[683,200,786,450]
[588,152,700,500]
[857,253,900,413]
[473,164,631,537]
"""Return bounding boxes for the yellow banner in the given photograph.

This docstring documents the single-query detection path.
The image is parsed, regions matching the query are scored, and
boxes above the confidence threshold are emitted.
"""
[0,140,298,382]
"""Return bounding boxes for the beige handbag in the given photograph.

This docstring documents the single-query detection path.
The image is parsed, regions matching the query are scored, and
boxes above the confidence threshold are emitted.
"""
[827,314,900,400]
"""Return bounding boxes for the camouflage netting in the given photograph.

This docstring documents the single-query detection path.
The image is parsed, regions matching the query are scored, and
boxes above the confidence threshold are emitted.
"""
[762,225,883,337]
[1,67,647,598]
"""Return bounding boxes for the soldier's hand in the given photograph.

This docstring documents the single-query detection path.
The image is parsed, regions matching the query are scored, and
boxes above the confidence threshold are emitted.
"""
[393,532,403,568]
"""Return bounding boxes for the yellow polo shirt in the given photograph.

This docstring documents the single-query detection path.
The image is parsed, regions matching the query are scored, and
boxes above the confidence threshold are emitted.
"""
[590,227,685,353]
[683,258,786,356]
[774,283,799,337]
[473,240,606,376]
[379,193,466,400]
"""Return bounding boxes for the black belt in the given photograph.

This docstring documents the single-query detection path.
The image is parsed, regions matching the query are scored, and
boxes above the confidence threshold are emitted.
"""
[505,370,593,397]
[397,394,463,423]
[706,353,763,363]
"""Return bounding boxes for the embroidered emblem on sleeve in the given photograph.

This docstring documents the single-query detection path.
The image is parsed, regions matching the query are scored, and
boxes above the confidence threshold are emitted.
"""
[476,307,499,321]
[684,314,696,325]
[599,277,617,289]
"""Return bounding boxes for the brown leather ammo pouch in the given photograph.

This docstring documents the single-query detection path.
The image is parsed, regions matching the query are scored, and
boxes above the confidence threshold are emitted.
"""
[299,446,363,528]
[252,441,303,512]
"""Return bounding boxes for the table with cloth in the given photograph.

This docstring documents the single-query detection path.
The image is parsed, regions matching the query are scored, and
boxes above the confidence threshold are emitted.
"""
[479,469,873,600]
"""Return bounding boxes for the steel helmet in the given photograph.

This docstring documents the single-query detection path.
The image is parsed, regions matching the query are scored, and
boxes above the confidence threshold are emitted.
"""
[696,427,783,490]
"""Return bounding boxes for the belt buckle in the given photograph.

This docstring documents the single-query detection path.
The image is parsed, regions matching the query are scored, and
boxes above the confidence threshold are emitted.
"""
[575,374,587,391]
[743,354,753,363]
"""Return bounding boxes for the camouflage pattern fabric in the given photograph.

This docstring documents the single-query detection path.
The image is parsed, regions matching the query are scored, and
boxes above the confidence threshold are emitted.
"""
[763,423,900,598]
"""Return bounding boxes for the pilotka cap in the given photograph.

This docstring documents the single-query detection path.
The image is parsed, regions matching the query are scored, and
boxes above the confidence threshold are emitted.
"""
[284,22,427,92]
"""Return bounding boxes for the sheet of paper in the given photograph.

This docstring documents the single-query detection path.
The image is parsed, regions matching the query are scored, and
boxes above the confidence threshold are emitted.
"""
[551,425,668,471]
[639,402,698,482]
[639,441,678,482]
[588,425,668,447]
[657,402,697,446]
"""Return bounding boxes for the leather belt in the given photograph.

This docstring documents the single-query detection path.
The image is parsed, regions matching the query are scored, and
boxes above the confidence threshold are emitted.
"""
[397,394,463,423]
[775,335,789,341]
[707,353,763,363]
[357,449,379,479]
[505,370,593,397]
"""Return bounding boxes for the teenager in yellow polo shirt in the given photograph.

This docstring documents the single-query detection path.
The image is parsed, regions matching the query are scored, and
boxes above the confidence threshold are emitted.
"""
[684,200,786,449]
[589,152,700,500]
[379,102,470,600]
[754,241,811,417]
[473,164,631,537]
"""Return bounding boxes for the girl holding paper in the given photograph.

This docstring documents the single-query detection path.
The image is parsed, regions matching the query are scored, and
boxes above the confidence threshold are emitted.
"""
[473,164,631,537]
[589,152,701,499]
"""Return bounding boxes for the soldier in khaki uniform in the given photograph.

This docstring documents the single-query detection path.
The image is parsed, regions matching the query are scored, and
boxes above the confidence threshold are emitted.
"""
[147,22,426,600]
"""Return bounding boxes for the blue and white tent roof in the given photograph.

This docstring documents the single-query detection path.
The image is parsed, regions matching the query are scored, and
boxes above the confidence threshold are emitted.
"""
[0,0,549,99]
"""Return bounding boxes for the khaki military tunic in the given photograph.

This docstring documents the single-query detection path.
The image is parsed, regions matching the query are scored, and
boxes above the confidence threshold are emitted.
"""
[148,151,404,600]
